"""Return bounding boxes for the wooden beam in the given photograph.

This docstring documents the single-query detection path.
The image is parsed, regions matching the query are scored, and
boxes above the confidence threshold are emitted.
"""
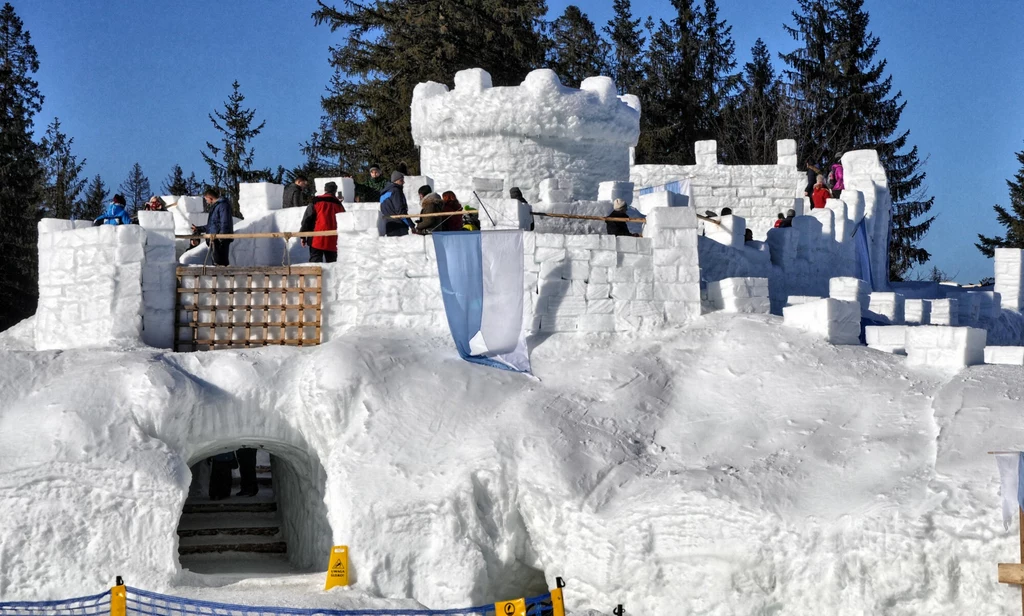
[999,563,1024,585]
[532,212,647,224]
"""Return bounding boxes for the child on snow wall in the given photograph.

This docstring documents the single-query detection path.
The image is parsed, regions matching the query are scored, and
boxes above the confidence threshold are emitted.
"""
[829,163,844,198]
[93,193,132,226]
[300,181,345,263]
[811,175,831,209]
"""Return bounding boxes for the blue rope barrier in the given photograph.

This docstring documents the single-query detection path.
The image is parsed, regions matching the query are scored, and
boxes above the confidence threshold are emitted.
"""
[125,587,554,616]
[0,586,554,616]
[0,591,110,616]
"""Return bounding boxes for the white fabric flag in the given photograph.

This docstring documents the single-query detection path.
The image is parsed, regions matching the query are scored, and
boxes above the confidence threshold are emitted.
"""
[996,453,1021,530]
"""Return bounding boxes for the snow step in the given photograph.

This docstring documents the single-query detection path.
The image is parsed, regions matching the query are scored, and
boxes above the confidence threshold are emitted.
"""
[177,526,280,538]
[182,502,277,514]
[178,541,287,556]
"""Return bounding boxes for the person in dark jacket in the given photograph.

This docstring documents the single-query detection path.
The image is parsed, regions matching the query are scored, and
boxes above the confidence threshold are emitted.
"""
[300,181,345,262]
[192,187,234,266]
[94,194,132,226]
[509,186,534,231]
[606,199,636,237]
[366,165,387,198]
[282,175,308,209]
[378,171,411,236]
[415,192,446,234]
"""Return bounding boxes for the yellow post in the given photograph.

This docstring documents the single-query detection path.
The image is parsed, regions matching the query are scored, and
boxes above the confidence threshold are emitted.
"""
[325,545,349,589]
[550,587,565,616]
[109,583,126,616]
[493,597,525,616]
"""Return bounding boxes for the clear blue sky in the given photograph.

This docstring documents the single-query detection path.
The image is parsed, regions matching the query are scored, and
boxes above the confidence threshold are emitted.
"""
[14,0,1024,283]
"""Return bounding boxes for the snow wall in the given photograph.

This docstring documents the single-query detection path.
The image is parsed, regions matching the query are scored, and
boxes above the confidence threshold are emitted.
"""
[34,167,1016,351]
[412,68,640,205]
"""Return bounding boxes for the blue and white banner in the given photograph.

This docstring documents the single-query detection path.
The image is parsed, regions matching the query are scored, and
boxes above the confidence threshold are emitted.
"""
[996,452,1024,529]
[432,230,531,373]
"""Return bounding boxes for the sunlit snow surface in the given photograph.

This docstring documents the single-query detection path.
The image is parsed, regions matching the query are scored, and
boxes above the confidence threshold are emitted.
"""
[0,313,1022,614]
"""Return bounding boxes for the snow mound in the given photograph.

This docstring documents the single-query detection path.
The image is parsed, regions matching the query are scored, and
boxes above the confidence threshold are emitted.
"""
[0,315,1021,614]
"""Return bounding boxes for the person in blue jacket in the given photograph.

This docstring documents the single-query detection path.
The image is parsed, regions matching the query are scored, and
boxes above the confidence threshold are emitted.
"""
[93,194,132,226]
[191,187,234,266]
[377,171,413,237]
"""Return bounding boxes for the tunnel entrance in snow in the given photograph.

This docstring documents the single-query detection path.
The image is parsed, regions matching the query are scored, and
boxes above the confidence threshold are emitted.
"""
[178,444,332,578]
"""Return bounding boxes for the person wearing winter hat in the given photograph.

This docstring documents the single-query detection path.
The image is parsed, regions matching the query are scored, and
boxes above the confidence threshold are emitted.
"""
[360,164,387,201]
[93,193,132,226]
[605,198,635,237]
[378,171,412,236]
[300,180,345,262]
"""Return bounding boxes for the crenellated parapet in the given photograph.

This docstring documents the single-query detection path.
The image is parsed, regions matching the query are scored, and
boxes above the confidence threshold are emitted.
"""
[412,68,640,204]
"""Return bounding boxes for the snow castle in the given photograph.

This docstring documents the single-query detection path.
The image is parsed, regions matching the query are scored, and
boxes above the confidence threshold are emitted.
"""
[9,67,1024,616]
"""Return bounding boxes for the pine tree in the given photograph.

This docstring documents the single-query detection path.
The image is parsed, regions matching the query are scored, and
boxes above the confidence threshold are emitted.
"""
[76,174,108,221]
[38,117,86,219]
[162,164,188,195]
[0,3,44,330]
[977,145,1024,257]
[782,0,934,281]
[603,0,645,95]
[548,5,610,88]
[311,0,548,175]
[635,3,701,165]
[696,0,740,142]
[184,172,203,196]
[201,80,265,214]
[720,39,792,164]
[119,162,150,216]
[634,1,737,165]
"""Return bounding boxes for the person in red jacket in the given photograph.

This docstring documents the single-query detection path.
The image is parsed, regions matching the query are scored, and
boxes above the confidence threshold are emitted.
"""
[811,174,831,209]
[300,181,345,262]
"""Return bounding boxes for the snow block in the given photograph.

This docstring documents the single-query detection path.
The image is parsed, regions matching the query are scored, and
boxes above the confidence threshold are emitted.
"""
[707,277,770,313]
[867,292,904,324]
[904,299,930,325]
[786,295,824,306]
[782,298,861,345]
[776,139,798,167]
[695,140,718,166]
[315,177,356,204]
[829,277,870,314]
[597,181,634,205]
[705,214,746,249]
[985,346,1024,365]
[865,325,907,354]
[927,298,958,326]
[995,248,1024,311]
[782,298,864,345]
[905,326,986,369]
[238,182,284,219]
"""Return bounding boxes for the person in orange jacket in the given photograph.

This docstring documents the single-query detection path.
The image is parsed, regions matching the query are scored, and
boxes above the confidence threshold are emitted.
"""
[300,181,345,262]
[811,174,831,209]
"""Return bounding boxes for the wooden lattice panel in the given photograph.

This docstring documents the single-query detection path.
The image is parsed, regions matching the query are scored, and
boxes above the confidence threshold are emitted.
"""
[174,266,322,352]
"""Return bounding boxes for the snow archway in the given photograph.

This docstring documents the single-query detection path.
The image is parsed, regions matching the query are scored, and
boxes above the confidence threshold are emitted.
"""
[180,439,332,575]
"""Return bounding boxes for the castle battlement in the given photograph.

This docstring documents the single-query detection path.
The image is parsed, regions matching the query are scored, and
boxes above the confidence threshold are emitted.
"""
[412,68,640,204]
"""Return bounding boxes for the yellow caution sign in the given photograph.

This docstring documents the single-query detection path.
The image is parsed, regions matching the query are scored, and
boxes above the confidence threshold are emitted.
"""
[550,587,565,616]
[325,545,349,589]
[109,584,126,616]
[494,597,525,616]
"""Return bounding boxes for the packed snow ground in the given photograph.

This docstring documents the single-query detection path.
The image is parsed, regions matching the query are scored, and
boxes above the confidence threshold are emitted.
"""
[0,313,1022,614]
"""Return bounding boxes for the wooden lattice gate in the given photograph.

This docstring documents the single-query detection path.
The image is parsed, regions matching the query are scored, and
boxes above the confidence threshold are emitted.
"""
[174,266,322,352]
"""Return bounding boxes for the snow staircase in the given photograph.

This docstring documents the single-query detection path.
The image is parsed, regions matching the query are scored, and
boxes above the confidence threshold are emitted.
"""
[178,459,285,557]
